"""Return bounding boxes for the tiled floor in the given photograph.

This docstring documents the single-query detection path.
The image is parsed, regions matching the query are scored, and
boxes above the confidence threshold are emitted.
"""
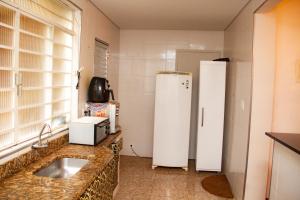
[115,156,233,200]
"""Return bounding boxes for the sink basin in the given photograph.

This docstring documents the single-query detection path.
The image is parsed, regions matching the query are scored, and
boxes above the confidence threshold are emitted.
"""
[34,158,89,178]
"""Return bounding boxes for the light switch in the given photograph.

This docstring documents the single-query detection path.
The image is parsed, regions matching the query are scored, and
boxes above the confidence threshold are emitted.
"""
[241,100,245,111]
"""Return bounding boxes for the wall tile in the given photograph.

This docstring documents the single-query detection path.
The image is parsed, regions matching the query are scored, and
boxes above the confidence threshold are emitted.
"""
[119,30,224,157]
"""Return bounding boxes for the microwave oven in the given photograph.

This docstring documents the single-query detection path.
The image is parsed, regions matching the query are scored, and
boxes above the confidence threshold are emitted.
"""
[69,117,110,145]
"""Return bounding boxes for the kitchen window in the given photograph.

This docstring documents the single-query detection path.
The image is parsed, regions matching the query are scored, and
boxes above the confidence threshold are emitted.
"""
[94,39,109,78]
[0,0,81,155]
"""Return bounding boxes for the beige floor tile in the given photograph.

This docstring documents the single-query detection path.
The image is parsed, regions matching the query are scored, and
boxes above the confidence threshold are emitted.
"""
[150,195,188,200]
[116,156,233,200]
[188,190,232,200]
[132,193,152,200]
[114,191,132,200]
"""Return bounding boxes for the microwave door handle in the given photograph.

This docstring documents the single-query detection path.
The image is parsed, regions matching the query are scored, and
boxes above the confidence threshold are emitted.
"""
[96,124,103,128]
[96,121,110,135]
[96,121,110,128]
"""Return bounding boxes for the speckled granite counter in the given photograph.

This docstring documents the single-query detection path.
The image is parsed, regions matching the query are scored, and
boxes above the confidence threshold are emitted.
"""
[0,132,122,200]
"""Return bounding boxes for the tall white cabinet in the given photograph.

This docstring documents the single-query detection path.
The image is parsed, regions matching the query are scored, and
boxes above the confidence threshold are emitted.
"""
[152,72,192,170]
[196,61,226,172]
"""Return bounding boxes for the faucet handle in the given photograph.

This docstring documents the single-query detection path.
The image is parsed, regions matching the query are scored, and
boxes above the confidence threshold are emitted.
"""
[32,124,52,149]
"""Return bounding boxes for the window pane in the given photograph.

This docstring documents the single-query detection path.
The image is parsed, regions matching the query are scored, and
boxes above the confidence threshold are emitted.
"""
[0,5,14,26]
[20,15,52,38]
[0,91,12,110]
[52,87,71,100]
[54,28,72,47]
[52,100,70,116]
[0,1,79,152]
[0,112,13,130]
[53,73,71,87]
[21,72,52,88]
[17,104,51,126]
[13,0,73,31]
[38,0,73,21]
[20,33,52,55]
[0,70,12,88]
[16,122,47,142]
[0,131,14,149]
[0,26,13,46]
[0,48,12,68]
[18,89,51,107]
[53,59,72,72]
[52,113,69,130]
[53,44,72,60]
[19,52,51,70]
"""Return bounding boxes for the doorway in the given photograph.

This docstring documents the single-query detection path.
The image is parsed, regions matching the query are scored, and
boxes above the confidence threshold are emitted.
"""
[253,0,300,199]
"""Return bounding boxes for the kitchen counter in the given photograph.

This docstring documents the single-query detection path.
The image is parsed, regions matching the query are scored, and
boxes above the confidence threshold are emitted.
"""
[266,132,300,199]
[266,132,300,155]
[0,132,122,200]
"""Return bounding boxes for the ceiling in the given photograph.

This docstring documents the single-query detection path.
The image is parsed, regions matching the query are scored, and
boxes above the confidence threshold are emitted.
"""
[91,0,249,30]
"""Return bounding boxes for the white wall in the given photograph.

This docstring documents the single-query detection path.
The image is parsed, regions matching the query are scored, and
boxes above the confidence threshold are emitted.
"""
[70,0,120,115]
[248,11,276,200]
[223,0,265,199]
[247,1,300,199]
[225,1,300,199]
[272,0,300,132]
[267,1,300,196]
[119,30,224,157]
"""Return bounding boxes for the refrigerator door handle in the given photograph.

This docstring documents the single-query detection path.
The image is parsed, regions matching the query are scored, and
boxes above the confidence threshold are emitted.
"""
[201,107,204,127]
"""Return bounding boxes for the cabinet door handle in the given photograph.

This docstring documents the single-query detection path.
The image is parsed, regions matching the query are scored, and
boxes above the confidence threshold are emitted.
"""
[201,108,204,127]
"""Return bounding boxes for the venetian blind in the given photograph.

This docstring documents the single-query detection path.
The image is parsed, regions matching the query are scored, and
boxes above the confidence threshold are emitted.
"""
[0,0,80,152]
[94,40,108,78]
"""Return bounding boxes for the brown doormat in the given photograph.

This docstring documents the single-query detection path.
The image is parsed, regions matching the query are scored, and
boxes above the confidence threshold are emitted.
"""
[201,174,234,198]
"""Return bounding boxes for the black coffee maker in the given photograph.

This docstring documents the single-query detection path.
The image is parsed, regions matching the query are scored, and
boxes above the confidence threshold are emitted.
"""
[88,77,115,103]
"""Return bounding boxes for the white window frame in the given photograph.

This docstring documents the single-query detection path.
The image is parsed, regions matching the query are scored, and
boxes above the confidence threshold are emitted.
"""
[0,0,81,159]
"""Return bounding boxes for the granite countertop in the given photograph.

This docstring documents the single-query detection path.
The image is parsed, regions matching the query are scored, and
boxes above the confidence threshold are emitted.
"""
[0,132,122,200]
[266,132,300,155]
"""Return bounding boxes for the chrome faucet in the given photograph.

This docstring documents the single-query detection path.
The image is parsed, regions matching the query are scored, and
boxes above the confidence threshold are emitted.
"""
[32,123,52,149]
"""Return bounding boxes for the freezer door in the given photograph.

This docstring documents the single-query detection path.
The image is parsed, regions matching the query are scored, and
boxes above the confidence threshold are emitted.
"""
[196,61,226,171]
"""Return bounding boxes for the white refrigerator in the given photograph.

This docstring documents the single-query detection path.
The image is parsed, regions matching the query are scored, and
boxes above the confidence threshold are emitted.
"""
[152,72,192,171]
[196,61,226,172]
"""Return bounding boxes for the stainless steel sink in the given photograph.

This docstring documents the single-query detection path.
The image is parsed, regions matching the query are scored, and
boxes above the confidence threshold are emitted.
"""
[34,158,89,178]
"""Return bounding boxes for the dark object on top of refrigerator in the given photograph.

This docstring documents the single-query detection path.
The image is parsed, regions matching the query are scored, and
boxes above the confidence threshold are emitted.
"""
[213,57,230,62]
[88,77,115,103]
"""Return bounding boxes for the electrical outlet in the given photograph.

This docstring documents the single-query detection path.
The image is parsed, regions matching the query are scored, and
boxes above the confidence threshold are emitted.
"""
[130,144,140,157]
